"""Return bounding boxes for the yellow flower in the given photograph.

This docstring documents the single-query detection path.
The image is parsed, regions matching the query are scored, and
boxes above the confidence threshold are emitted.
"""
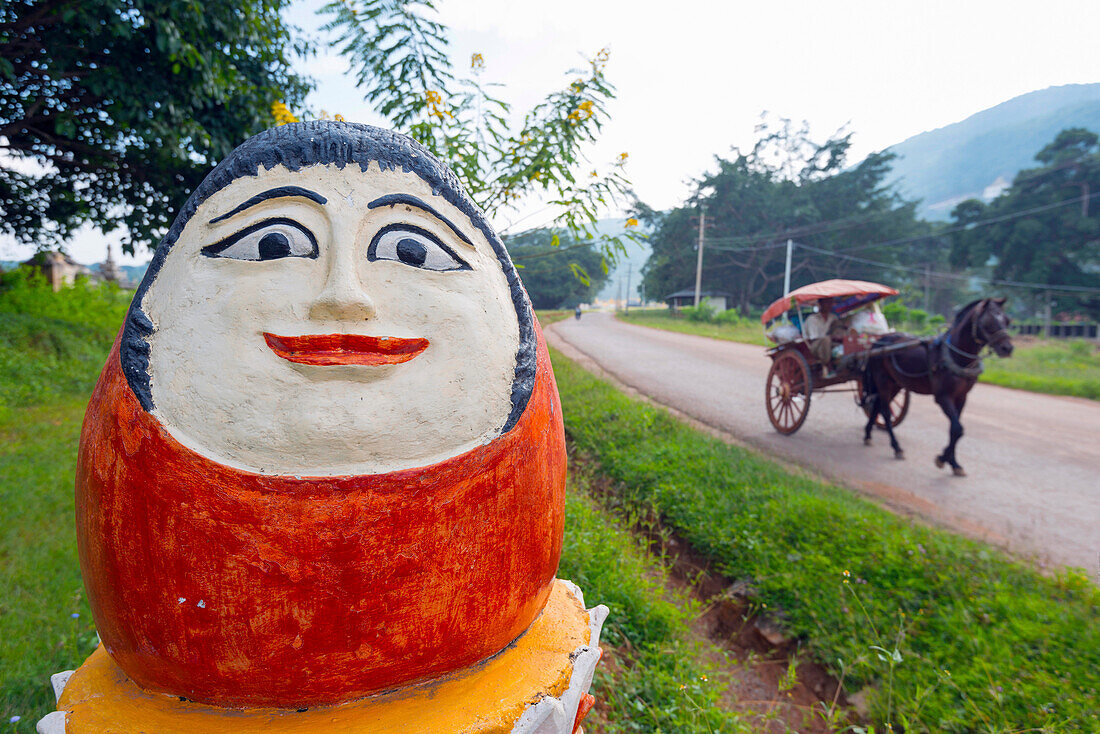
[424,89,451,119]
[590,170,599,178]
[568,99,596,122]
[618,151,629,164]
[592,47,611,72]
[271,101,298,126]
[470,52,485,71]
[625,217,639,227]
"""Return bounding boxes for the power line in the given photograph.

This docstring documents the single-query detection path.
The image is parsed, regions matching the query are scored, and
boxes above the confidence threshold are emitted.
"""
[837,191,1100,254]
[794,242,1100,295]
[689,207,909,248]
[685,189,1100,255]
[510,242,594,261]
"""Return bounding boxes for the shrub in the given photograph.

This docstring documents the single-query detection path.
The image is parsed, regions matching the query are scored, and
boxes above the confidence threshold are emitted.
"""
[0,268,131,409]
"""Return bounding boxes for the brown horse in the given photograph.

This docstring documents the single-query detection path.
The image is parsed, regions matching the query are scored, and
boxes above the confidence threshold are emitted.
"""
[860,298,1014,476]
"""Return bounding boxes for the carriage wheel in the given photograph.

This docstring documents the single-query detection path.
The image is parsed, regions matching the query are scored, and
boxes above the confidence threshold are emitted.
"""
[766,350,812,435]
[857,385,911,429]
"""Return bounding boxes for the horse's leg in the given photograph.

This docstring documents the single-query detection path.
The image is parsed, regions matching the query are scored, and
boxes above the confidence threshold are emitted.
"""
[880,383,904,459]
[944,393,969,476]
[862,365,878,446]
[934,390,965,476]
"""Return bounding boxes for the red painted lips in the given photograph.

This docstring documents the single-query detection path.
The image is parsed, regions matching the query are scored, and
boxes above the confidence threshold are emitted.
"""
[263,333,429,366]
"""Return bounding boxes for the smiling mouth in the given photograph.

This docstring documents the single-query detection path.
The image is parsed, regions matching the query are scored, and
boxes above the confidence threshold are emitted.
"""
[263,333,429,366]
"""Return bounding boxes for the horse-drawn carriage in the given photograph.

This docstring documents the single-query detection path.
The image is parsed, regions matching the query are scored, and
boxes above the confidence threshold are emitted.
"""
[761,279,911,435]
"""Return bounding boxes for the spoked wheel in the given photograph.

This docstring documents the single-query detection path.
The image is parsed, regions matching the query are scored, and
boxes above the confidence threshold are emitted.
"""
[766,350,812,435]
[857,385,911,429]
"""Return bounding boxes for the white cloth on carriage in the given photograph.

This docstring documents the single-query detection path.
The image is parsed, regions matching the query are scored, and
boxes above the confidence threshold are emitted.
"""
[849,307,890,335]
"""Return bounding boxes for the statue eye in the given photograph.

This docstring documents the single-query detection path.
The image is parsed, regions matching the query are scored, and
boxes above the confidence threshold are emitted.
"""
[202,218,318,261]
[368,224,470,272]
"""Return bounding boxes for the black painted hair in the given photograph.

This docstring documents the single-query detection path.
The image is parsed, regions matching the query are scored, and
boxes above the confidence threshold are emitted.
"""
[121,121,536,433]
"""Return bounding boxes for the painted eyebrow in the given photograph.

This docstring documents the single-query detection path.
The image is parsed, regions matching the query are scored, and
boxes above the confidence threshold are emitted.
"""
[367,194,474,247]
[209,186,327,224]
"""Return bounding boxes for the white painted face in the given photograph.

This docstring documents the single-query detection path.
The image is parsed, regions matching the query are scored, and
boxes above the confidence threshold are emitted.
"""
[140,163,520,476]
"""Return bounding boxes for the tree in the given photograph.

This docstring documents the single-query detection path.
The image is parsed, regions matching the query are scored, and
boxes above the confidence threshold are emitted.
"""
[639,117,931,314]
[320,0,638,262]
[505,229,608,309]
[950,128,1100,318]
[1,0,312,253]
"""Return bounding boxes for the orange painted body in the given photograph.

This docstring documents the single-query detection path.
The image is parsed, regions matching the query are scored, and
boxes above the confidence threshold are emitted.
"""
[75,322,566,708]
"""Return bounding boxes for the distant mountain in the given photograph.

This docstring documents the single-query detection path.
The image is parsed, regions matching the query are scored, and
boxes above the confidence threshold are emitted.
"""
[590,218,652,303]
[886,84,1100,218]
[116,263,149,283]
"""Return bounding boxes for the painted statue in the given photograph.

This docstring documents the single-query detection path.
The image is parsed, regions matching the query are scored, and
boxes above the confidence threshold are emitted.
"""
[40,122,606,734]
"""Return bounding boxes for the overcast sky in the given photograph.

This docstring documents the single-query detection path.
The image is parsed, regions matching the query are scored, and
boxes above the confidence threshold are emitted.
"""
[6,0,1100,265]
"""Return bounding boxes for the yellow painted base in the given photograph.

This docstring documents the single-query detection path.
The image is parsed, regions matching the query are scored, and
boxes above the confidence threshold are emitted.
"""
[55,581,590,734]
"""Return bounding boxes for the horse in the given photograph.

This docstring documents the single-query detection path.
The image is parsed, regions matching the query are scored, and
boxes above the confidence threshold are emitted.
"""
[860,298,1014,476]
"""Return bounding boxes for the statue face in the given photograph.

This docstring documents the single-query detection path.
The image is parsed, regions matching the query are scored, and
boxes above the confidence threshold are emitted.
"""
[140,163,520,476]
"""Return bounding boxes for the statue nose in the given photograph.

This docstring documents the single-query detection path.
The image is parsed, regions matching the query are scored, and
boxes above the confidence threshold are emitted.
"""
[309,271,376,321]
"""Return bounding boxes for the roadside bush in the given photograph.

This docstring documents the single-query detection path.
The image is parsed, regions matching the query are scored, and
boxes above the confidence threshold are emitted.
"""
[678,298,748,325]
[0,268,130,408]
[883,301,946,335]
[714,308,744,325]
[680,300,716,322]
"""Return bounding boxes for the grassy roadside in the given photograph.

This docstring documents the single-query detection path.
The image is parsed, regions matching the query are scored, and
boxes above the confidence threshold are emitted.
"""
[562,471,757,733]
[552,349,1100,733]
[982,338,1100,400]
[617,308,1100,402]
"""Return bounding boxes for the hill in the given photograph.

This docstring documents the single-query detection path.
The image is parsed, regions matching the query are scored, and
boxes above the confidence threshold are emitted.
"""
[886,83,1100,218]
[589,218,652,304]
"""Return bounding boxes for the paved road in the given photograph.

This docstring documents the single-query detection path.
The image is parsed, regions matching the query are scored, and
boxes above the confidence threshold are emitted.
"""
[549,312,1100,579]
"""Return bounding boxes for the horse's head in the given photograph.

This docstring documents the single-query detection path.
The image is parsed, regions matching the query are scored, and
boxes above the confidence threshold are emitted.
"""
[976,297,1014,357]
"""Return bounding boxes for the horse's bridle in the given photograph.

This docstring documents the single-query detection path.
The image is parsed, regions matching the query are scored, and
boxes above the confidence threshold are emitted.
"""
[942,300,1011,377]
[971,300,1013,353]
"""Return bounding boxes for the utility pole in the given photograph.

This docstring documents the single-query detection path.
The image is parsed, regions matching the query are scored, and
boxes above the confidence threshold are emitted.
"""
[693,204,707,307]
[783,239,793,297]
[923,264,931,313]
[1043,289,1052,338]
[624,264,632,314]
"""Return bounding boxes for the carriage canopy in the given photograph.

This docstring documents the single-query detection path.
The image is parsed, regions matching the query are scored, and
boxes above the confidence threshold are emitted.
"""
[761,279,898,324]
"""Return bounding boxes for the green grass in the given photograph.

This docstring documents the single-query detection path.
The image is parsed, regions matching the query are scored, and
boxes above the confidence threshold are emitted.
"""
[535,309,573,326]
[553,351,1100,733]
[0,400,100,729]
[618,308,767,345]
[0,269,131,412]
[983,339,1100,400]
[562,471,756,733]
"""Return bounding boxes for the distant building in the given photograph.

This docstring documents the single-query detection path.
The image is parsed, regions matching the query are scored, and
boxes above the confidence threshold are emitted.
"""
[21,250,93,291]
[97,244,131,288]
[664,289,733,311]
